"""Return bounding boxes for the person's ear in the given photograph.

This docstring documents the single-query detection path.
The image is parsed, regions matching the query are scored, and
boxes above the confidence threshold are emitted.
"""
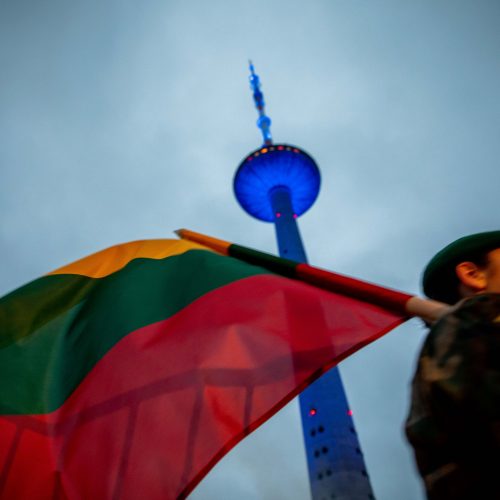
[455,261,487,293]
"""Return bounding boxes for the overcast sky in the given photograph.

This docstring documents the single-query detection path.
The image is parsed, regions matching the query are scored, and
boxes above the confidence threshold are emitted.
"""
[1,1,499,498]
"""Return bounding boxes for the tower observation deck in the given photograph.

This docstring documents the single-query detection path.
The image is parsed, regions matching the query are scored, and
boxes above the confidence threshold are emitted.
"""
[233,63,375,500]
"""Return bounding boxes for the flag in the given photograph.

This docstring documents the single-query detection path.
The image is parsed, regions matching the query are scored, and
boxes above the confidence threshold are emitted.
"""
[0,236,410,499]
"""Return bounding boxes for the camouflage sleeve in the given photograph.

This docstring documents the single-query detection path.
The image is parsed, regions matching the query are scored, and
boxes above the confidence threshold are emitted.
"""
[406,294,500,498]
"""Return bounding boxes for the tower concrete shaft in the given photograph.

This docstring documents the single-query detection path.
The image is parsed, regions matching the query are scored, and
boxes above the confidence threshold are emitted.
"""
[270,186,374,499]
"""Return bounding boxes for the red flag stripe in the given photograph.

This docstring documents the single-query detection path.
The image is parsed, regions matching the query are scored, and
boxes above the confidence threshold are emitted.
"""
[0,274,404,499]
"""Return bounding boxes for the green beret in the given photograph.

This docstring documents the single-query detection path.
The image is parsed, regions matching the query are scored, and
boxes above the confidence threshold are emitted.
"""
[422,230,500,304]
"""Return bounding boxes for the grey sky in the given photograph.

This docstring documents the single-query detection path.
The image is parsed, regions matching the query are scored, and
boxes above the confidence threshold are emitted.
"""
[1,1,499,498]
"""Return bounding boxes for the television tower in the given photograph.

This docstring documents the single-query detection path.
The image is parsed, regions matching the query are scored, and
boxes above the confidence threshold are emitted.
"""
[233,62,375,499]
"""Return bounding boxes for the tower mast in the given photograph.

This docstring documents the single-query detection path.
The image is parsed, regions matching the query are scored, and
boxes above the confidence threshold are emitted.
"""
[233,63,375,499]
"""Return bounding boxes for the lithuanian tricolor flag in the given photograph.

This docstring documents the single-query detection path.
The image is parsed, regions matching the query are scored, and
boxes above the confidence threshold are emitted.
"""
[0,230,436,499]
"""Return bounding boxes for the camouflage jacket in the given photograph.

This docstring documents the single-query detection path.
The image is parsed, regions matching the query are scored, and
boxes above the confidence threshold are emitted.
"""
[406,293,500,500]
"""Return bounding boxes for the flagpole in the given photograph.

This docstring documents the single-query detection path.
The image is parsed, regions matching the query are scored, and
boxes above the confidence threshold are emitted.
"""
[175,228,449,324]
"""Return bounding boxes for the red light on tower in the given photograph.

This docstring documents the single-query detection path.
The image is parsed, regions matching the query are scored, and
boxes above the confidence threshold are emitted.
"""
[309,408,317,416]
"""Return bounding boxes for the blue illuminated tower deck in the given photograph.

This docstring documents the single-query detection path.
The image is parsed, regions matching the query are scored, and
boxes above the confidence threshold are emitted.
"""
[233,63,375,499]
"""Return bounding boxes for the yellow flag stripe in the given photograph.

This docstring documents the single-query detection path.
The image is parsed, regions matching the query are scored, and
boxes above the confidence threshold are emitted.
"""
[48,239,212,278]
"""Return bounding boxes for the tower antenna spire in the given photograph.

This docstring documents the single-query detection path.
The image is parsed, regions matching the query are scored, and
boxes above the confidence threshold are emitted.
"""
[248,61,272,145]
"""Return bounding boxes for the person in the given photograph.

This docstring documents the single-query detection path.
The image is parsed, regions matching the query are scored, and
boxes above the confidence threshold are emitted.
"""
[405,230,500,499]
